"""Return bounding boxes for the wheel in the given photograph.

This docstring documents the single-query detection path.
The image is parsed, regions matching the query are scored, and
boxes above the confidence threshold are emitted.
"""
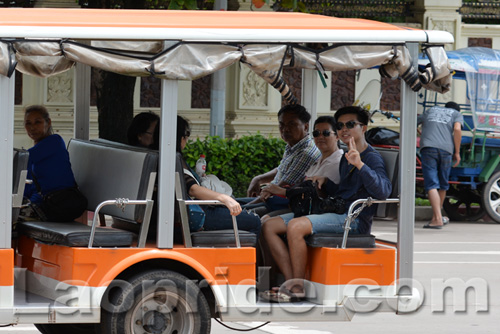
[34,324,98,334]
[100,270,211,334]
[443,189,485,221]
[482,170,500,223]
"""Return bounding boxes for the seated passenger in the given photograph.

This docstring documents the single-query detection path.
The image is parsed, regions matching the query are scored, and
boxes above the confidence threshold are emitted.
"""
[22,105,86,222]
[177,116,261,236]
[242,104,321,215]
[127,111,160,150]
[259,115,343,213]
[260,106,392,302]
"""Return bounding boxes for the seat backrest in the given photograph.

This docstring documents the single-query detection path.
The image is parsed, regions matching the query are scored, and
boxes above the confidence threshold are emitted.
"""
[373,147,399,219]
[13,149,29,223]
[68,139,158,222]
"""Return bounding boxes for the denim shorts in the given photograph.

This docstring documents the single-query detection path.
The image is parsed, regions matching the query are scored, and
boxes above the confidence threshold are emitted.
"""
[420,147,452,192]
[279,212,359,235]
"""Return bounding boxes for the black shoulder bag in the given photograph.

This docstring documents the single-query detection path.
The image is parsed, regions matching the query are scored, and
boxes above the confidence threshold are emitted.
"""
[286,180,346,217]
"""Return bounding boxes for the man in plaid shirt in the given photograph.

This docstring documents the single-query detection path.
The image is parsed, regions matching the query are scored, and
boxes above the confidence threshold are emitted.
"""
[244,104,320,213]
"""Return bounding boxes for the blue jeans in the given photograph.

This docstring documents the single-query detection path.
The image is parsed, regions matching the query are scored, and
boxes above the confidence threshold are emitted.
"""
[203,206,261,236]
[279,212,360,235]
[420,147,452,192]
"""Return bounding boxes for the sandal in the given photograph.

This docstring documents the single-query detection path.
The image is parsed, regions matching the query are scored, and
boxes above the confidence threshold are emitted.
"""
[442,217,450,225]
[259,288,305,303]
[423,223,442,229]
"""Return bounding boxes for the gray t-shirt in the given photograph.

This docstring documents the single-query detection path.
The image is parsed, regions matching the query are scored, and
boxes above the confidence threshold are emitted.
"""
[417,106,464,154]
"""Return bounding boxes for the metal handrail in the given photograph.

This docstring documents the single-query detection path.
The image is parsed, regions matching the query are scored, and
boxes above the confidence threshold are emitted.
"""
[341,197,400,249]
[88,198,153,248]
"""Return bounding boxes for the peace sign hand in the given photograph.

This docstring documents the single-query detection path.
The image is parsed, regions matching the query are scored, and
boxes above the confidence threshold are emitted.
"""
[345,137,364,170]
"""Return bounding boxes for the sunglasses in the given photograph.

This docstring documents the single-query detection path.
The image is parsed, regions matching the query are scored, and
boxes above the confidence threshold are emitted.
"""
[335,120,363,131]
[184,130,191,138]
[312,130,332,138]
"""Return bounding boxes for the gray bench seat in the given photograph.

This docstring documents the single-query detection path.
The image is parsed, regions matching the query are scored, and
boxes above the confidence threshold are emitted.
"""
[305,233,375,248]
[17,221,134,247]
[17,139,157,248]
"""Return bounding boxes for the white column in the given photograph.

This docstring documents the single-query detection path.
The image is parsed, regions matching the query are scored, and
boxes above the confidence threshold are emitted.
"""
[210,0,228,137]
[0,73,15,249]
[74,61,91,140]
[302,69,331,127]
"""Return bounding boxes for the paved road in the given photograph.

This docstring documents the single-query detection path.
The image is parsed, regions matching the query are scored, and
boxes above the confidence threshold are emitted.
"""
[2,218,499,334]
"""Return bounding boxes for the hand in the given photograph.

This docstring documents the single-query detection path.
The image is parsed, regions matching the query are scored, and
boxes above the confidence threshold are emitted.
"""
[310,176,327,189]
[262,183,285,196]
[247,176,262,197]
[453,152,461,167]
[220,195,242,216]
[345,137,364,170]
[259,188,273,201]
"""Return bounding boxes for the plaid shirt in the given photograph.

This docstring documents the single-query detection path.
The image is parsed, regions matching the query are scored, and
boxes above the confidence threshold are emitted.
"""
[272,135,321,186]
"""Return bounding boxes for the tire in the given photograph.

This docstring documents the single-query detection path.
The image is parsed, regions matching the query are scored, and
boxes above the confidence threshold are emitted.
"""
[34,324,99,334]
[482,170,500,223]
[100,269,211,334]
[443,191,485,222]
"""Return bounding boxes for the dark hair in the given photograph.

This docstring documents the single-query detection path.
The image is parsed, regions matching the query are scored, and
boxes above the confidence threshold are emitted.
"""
[24,105,53,135]
[314,115,336,131]
[445,101,460,112]
[334,106,370,125]
[127,112,160,147]
[176,115,190,153]
[277,104,311,124]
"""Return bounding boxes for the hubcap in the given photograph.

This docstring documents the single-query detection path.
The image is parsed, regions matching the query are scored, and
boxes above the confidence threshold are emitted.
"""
[127,291,194,334]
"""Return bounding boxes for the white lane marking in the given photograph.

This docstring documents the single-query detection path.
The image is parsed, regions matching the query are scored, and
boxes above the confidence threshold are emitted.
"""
[415,261,500,264]
[232,322,333,334]
[415,242,500,244]
[0,326,37,331]
[415,251,500,255]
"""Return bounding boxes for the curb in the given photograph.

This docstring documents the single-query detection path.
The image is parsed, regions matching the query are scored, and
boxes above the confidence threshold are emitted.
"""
[415,206,433,221]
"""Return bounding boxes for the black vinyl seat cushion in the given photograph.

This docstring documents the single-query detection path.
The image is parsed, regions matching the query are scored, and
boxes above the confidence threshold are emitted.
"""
[17,221,135,247]
[305,233,375,248]
[191,230,257,248]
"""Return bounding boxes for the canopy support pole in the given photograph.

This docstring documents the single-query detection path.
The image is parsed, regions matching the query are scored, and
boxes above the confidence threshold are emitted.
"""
[157,79,178,249]
[0,73,14,249]
[397,42,417,295]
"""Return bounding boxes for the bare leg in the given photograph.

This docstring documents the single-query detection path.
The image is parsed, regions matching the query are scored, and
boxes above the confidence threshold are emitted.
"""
[428,188,443,226]
[439,189,446,207]
[262,216,293,282]
[284,217,313,294]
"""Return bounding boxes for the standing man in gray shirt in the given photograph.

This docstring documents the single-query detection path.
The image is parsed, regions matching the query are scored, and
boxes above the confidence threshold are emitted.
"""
[418,101,463,229]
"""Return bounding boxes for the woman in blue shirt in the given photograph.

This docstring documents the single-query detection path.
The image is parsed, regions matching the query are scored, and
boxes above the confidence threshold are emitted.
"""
[23,105,84,221]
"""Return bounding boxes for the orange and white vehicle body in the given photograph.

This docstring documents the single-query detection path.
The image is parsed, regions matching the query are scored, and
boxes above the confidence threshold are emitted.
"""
[0,8,452,333]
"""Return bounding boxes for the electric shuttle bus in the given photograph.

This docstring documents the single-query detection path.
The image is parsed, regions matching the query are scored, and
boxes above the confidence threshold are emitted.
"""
[0,8,453,334]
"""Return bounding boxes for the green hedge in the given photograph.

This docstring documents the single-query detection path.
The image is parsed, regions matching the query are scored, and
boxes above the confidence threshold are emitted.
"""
[183,134,286,197]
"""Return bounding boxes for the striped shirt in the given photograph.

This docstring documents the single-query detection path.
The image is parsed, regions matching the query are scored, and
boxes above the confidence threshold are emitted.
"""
[272,135,321,186]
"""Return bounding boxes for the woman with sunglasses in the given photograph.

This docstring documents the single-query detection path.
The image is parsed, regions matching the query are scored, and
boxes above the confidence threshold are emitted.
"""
[260,116,343,203]
[260,106,392,303]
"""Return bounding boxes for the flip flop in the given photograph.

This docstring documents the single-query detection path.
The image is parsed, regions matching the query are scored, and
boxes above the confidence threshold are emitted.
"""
[423,223,442,229]
[259,288,305,303]
[442,217,450,225]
